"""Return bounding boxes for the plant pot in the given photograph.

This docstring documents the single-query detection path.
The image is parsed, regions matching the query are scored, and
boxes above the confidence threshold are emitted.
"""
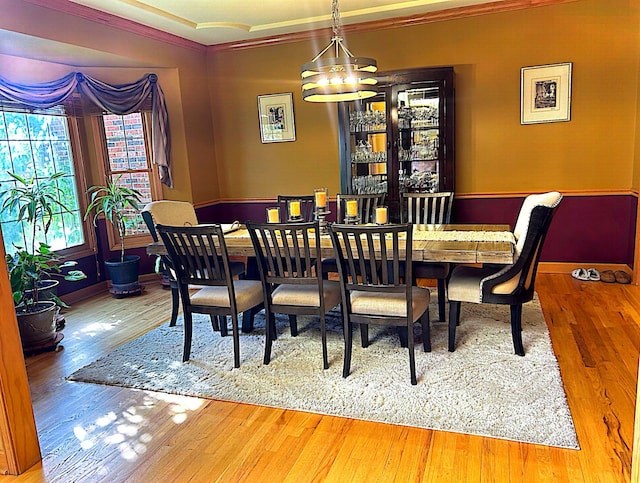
[16,301,58,347]
[105,255,141,295]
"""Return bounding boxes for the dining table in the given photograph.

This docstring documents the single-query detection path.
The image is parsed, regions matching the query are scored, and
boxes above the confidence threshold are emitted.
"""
[146,223,514,332]
[146,223,515,265]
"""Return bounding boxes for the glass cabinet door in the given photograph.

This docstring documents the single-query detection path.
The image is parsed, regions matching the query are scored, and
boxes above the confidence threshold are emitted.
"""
[395,83,443,194]
[344,94,388,196]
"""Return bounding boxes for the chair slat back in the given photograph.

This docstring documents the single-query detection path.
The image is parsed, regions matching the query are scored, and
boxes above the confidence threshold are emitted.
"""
[247,221,319,287]
[156,224,231,289]
[328,224,411,295]
[336,193,386,224]
[402,192,454,224]
[277,195,316,222]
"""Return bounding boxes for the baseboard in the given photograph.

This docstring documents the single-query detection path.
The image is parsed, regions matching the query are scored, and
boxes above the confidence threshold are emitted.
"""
[60,281,109,306]
[60,273,163,306]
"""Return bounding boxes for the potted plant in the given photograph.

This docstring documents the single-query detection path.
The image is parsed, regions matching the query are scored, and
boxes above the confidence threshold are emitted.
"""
[1,171,86,348]
[84,176,143,296]
[6,243,85,346]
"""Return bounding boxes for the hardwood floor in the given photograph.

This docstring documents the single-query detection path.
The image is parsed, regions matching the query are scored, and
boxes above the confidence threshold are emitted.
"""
[5,273,636,482]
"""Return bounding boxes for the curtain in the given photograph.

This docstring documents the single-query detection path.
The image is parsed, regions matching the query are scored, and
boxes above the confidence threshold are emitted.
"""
[0,72,172,187]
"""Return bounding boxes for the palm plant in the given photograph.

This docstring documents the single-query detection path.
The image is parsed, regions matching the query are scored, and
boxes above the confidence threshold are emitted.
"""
[1,171,69,254]
[84,176,142,263]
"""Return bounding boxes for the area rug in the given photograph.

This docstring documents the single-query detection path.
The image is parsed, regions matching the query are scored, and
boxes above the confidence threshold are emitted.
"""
[67,296,579,449]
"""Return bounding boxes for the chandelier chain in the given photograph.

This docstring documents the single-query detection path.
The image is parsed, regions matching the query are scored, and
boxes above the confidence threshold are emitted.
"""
[331,0,341,36]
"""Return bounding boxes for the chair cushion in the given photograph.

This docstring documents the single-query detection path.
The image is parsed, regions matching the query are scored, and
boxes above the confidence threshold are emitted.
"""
[350,286,430,322]
[190,280,263,312]
[447,265,521,303]
[271,280,341,310]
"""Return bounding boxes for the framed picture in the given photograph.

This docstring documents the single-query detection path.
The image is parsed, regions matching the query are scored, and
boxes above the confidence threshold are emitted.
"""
[258,93,296,143]
[521,62,572,124]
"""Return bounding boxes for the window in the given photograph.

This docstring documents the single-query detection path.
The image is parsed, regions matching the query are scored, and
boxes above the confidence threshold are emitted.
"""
[96,112,161,250]
[0,108,90,256]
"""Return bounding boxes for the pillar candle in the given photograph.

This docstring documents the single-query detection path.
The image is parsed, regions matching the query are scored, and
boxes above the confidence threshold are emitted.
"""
[267,208,279,223]
[315,190,327,209]
[290,201,301,217]
[375,206,388,224]
[346,200,358,217]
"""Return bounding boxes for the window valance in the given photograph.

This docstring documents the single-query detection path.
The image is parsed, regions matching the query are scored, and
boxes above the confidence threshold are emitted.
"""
[0,72,172,187]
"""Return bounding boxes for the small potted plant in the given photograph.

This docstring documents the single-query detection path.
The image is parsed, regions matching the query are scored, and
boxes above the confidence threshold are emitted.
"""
[84,176,143,296]
[1,171,86,348]
[6,243,85,346]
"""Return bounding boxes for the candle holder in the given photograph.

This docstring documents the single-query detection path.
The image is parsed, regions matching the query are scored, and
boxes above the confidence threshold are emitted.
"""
[266,206,280,223]
[287,199,303,222]
[344,214,361,225]
[314,207,331,234]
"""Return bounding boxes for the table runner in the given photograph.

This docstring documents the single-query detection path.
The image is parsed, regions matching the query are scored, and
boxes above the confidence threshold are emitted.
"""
[413,229,515,243]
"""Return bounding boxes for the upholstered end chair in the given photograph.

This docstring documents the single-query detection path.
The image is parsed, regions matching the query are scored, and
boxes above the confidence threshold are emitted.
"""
[447,191,563,356]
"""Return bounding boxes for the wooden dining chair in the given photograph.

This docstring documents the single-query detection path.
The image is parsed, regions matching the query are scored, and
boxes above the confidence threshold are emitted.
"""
[401,191,454,322]
[328,223,431,385]
[277,194,316,222]
[321,192,386,279]
[156,224,263,367]
[141,200,246,329]
[447,191,562,356]
[402,192,454,224]
[247,221,341,369]
[336,192,386,224]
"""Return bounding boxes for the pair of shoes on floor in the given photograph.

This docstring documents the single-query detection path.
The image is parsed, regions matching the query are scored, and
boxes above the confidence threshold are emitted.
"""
[600,270,631,284]
[571,268,600,281]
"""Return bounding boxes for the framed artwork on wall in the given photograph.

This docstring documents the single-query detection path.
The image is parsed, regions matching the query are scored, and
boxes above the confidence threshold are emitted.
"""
[521,62,572,124]
[258,92,296,143]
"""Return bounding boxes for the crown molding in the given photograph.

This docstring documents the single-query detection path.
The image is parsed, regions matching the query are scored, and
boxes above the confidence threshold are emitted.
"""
[22,0,577,54]
[20,0,206,53]
[209,0,579,52]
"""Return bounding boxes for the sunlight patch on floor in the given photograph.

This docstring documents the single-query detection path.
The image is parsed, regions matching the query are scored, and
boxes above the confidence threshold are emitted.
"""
[70,391,205,462]
[70,319,122,338]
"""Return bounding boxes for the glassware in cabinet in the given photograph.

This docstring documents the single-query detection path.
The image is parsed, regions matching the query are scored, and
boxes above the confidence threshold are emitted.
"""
[338,67,455,221]
[344,96,388,196]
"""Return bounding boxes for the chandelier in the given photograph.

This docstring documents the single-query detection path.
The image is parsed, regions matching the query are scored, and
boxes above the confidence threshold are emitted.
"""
[301,0,378,102]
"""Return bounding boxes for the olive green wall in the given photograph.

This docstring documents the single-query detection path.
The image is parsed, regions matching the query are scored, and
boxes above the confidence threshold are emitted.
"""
[208,0,640,200]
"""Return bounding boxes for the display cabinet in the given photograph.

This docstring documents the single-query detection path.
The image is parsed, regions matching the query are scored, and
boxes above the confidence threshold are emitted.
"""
[338,67,455,221]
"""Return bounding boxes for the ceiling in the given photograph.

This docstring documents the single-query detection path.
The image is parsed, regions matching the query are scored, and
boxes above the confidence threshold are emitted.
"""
[64,0,500,47]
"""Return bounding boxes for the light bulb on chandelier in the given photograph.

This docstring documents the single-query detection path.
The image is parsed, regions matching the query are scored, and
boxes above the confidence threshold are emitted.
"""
[301,0,378,102]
